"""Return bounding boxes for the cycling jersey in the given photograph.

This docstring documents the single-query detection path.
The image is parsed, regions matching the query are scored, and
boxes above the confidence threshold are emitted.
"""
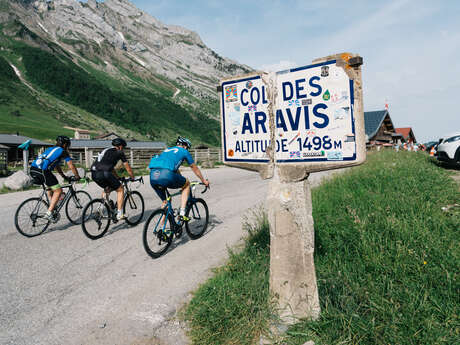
[31,146,72,171]
[148,146,194,172]
[91,147,127,172]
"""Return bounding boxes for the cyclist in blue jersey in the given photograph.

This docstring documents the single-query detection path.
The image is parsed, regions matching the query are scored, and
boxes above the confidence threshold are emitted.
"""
[149,136,210,221]
[30,135,81,221]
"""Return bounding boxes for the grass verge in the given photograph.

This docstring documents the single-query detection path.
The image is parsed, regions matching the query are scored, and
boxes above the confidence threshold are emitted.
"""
[183,211,274,344]
[183,151,459,345]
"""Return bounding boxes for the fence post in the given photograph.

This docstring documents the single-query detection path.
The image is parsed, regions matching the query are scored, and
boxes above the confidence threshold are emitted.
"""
[194,149,197,162]
[130,150,134,167]
[84,147,90,169]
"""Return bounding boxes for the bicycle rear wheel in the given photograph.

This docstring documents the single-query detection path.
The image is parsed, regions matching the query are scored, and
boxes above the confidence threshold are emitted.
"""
[81,199,111,240]
[185,198,209,239]
[14,197,50,237]
[143,209,173,258]
[65,191,91,224]
[123,191,144,226]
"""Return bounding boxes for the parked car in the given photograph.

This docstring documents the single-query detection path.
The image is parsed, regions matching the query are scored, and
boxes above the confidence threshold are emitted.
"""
[436,132,460,165]
[424,141,437,152]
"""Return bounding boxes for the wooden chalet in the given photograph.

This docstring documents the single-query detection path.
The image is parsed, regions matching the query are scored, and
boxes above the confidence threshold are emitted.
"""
[395,127,417,144]
[364,110,400,148]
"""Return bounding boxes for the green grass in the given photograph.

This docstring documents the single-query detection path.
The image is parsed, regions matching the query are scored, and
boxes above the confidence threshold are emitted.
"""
[183,211,274,345]
[184,151,459,344]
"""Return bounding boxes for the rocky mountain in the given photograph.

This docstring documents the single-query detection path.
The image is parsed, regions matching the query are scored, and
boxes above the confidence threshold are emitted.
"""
[0,0,252,145]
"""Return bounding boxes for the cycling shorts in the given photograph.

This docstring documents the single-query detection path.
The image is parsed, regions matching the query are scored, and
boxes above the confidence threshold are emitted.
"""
[149,168,186,201]
[30,166,60,190]
[91,170,121,191]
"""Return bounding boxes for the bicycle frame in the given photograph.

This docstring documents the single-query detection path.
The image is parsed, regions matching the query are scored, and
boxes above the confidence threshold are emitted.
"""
[102,177,144,215]
[153,182,206,234]
[37,179,88,214]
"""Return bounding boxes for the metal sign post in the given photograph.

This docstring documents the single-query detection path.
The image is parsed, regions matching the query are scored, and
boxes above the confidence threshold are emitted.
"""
[219,53,365,324]
[18,139,32,174]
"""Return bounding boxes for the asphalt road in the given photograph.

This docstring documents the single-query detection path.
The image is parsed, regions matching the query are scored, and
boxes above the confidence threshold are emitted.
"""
[0,166,339,345]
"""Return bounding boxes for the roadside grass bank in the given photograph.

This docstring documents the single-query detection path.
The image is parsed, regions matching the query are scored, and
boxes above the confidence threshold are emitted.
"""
[183,151,459,345]
[183,211,274,345]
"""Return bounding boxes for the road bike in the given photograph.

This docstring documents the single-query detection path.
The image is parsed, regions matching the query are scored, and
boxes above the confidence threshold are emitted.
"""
[14,176,91,237]
[81,177,145,239]
[143,181,209,258]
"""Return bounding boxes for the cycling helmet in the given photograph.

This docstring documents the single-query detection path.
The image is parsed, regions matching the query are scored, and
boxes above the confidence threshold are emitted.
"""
[56,135,71,148]
[176,136,192,149]
[112,137,127,147]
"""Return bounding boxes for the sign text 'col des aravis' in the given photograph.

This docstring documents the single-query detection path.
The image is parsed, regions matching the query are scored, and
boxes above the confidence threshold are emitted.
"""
[221,59,359,164]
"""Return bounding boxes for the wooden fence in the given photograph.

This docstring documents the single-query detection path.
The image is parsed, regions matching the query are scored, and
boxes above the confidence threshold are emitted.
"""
[69,148,222,169]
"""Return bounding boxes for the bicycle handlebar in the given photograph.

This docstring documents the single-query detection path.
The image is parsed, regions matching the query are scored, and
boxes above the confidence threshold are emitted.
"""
[191,181,209,194]
[119,176,144,184]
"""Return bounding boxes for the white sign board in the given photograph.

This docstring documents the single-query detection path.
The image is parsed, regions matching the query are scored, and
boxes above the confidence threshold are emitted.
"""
[221,59,358,164]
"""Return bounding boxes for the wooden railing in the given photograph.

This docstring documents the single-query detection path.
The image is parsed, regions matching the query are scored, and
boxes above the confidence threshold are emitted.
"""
[69,148,222,169]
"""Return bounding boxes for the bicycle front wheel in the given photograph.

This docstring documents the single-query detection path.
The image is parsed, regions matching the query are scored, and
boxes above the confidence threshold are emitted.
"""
[185,198,209,239]
[123,191,144,226]
[81,199,111,240]
[14,197,50,237]
[143,209,173,258]
[65,191,91,224]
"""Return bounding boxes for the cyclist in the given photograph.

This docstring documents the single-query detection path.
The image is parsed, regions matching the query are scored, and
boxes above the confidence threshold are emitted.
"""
[91,137,135,220]
[149,136,210,221]
[30,135,81,221]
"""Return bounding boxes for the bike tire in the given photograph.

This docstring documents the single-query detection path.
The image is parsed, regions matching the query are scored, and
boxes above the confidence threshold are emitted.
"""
[185,198,209,239]
[81,199,111,240]
[123,191,144,226]
[143,209,173,258]
[14,197,50,237]
[65,190,91,224]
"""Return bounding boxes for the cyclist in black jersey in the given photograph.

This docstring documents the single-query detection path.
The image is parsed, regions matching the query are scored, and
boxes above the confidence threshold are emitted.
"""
[91,138,135,220]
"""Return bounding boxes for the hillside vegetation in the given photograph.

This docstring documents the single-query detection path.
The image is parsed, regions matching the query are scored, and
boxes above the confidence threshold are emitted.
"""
[0,23,220,145]
[184,151,459,345]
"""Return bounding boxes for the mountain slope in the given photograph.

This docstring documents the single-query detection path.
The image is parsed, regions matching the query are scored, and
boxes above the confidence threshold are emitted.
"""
[0,0,253,145]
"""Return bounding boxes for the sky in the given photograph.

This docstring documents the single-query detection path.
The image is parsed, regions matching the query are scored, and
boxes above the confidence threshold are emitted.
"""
[128,0,460,143]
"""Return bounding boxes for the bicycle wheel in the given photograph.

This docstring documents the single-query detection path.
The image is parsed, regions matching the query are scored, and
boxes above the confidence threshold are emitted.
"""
[81,199,111,240]
[65,191,91,224]
[123,191,144,226]
[14,197,50,237]
[143,209,173,258]
[185,198,209,239]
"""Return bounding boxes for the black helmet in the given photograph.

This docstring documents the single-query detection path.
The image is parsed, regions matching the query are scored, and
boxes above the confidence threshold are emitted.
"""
[56,135,71,148]
[176,136,191,149]
[112,137,127,147]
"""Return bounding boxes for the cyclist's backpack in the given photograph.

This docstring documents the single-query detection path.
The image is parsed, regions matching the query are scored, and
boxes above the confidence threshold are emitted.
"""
[34,146,62,170]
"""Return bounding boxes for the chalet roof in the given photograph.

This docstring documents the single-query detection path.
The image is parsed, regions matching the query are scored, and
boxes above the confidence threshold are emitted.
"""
[364,110,395,139]
[395,127,416,142]
[0,134,52,146]
[70,139,166,149]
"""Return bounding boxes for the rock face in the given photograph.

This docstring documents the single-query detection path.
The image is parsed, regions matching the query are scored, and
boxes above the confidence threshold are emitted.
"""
[6,0,252,105]
[4,170,32,190]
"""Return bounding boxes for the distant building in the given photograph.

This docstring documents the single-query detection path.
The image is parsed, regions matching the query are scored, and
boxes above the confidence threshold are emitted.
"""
[395,127,417,144]
[0,134,52,162]
[0,144,9,176]
[74,129,91,140]
[364,110,400,148]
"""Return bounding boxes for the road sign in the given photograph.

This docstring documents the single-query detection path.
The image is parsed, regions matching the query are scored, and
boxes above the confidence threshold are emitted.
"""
[220,53,365,176]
